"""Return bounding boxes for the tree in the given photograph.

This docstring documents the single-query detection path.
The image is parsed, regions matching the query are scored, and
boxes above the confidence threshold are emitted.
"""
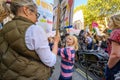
[74,0,120,29]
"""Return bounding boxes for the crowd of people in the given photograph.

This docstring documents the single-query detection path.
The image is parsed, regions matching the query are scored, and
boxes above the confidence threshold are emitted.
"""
[78,30,108,52]
[0,0,120,80]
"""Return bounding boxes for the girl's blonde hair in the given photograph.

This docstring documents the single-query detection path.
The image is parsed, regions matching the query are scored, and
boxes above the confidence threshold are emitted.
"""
[67,35,78,51]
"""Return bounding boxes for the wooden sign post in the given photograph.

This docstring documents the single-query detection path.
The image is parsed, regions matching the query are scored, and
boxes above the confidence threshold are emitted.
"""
[56,4,60,36]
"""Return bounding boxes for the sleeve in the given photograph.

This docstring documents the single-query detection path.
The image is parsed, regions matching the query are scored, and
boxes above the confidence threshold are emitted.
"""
[110,29,120,44]
[58,48,65,58]
[63,48,69,59]
[58,48,61,56]
[25,25,56,67]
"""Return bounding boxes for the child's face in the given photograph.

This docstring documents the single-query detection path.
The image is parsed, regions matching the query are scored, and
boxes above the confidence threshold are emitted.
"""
[66,36,74,46]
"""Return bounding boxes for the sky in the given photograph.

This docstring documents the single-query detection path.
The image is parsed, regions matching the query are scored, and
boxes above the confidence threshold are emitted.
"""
[74,0,87,8]
[46,0,87,8]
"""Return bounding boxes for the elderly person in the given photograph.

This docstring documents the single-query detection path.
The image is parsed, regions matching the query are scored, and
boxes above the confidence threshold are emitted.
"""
[105,13,120,80]
[0,0,60,80]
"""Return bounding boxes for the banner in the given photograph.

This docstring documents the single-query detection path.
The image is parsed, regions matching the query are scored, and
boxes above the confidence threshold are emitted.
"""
[53,0,74,32]
[33,0,53,33]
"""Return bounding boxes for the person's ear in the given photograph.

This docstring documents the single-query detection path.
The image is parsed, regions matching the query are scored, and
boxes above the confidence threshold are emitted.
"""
[22,6,30,16]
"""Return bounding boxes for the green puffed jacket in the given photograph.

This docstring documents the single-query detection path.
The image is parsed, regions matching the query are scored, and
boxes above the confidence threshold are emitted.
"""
[0,16,51,80]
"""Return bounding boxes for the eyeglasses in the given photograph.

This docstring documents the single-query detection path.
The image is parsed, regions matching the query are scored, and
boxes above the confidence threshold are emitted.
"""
[36,12,40,19]
[28,8,40,19]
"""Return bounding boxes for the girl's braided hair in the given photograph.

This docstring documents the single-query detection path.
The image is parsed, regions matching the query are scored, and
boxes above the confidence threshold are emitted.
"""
[0,0,37,22]
[0,0,10,22]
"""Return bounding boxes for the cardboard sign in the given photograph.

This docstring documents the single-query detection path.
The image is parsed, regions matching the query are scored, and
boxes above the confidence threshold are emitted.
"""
[34,0,53,33]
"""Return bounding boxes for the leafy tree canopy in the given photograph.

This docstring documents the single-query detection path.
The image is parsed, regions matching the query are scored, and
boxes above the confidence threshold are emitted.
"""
[74,0,120,28]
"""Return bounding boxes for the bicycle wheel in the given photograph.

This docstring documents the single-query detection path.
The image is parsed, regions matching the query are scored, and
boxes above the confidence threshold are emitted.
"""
[93,65,104,78]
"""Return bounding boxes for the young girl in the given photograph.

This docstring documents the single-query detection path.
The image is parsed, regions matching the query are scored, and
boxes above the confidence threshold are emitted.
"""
[58,35,78,80]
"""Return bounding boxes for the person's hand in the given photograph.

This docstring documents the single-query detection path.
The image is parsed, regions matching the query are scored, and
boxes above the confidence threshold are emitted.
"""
[52,32,60,55]
[54,33,60,44]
